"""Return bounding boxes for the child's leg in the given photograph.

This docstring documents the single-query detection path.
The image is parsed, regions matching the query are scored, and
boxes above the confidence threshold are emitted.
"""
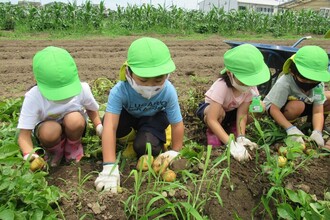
[323,91,330,132]
[322,91,330,147]
[62,112,86,162]
[118,128,137,159]
[201,103,225,147]
[134,131,164,157]
[206,128,222,148]
[134,111,169,157]
[37,120,64,167]
[282,100,305,121]
[116,109,138,159]
[63,112,85,140]
[164,125,172,151]
[197,102,240,146]
[222,109,237,136]
[37,121,62,147]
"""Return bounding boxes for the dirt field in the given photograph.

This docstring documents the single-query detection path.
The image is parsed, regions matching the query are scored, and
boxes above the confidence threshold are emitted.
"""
[1,36,329,219]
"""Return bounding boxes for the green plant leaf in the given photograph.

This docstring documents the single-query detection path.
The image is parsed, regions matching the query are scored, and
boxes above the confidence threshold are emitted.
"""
[31,209,44,220]
[261,196,274,220]
[145,202,175,218]
[324,207,330,219]
[297,189,311,206]
[309,203,323,216]
[0,209,15,220]
[0,144,19,159]
[179,202,204,219]
[285,189,301,204]
[212,191,223,207]
[277,203,295,220]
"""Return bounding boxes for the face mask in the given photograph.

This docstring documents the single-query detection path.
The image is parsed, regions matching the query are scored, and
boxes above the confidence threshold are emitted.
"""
[293,76,319,92]
[229,73,251,93]
[126,72,165,99]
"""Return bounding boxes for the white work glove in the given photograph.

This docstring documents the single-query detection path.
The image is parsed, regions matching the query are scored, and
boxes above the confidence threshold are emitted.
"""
[310,130,324,147]
[286,126,305,144]
[95,164,120,193]
[23,153,39,161]
[228,141,251,162]
[236,135,258,150]
[158,150,179,163]
[96,124,103,137]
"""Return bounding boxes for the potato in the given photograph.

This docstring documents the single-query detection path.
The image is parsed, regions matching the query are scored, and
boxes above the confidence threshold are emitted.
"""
[305,149,316,156]
[152,157,161,173]
[136,155,154,171]
[161,169,176,182]
[278,146,288,156]
[152,159,169,174]
[117,186,123,194]
[152,155,170,174]
[299,143,306,151]
[278,156,287,167]
[30,157,46,172]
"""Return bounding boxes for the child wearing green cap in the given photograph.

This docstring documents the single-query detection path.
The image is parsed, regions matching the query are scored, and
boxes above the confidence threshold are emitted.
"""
[196,44,270,162]
[264,45,330,150]
[95,37,184,193]
[17,46,103,168]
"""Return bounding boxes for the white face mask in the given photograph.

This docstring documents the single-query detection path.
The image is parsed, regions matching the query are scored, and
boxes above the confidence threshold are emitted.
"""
[229,73,251,93]
[126,73,165,99]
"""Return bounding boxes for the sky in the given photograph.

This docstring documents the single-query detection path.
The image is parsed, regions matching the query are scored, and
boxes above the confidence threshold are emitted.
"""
[1,0,201,10]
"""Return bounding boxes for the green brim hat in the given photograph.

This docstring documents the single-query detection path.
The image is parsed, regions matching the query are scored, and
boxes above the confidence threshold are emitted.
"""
[33,46,81,101]
[220,44,270,86]
[282,45,330,82]
[119,37,176,80]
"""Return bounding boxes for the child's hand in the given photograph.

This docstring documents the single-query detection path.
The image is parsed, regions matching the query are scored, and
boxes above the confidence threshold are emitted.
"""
[23,153,46,171]
[236,136,258,150]
[23,153,39,161]
[228,141,251,162]
[96,124,103,137]
[310,130,324,147]
[286,126,305,144]
[158,150,179,163]
[95,164,120,193]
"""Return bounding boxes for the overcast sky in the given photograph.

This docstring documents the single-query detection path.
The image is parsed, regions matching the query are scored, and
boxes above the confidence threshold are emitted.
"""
[2,0,201,10]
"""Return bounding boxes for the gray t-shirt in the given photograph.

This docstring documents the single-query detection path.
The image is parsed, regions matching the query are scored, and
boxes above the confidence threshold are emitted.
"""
[263,74,325,110]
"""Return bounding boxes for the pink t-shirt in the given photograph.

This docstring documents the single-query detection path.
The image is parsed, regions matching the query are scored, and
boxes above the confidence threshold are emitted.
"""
[205,79,259,112]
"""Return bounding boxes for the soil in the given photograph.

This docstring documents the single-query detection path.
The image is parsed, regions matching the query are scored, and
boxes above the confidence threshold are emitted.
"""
[1,35,329,219]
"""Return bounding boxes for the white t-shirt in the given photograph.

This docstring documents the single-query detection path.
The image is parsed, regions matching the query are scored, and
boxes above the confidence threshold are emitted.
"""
[17,82,99,130]
[205,78,258,112]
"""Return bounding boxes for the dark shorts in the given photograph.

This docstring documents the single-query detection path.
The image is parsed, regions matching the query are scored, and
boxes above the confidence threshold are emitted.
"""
[267,101,313,119]
[196,101,237,127]
[117,109,169,143]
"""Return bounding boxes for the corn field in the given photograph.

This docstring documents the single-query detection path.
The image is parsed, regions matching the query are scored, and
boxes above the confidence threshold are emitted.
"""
[0,1,329,36]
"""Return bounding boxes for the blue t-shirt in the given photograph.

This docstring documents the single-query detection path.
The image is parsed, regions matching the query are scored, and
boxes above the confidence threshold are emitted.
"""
[106,80,183,124]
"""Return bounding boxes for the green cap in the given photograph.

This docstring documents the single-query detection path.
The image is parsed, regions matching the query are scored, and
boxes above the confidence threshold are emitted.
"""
[33,46,82,101]
[282,46,330,82]
[124,37,176,78]
[221,44,270,86]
